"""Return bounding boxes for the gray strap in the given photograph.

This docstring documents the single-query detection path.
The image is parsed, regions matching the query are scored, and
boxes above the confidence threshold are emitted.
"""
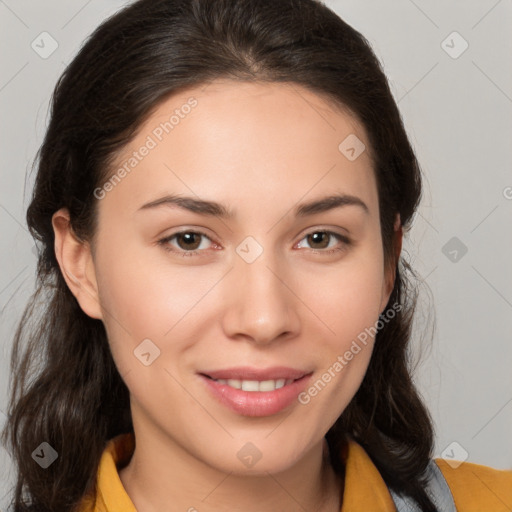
[389,460,457,511]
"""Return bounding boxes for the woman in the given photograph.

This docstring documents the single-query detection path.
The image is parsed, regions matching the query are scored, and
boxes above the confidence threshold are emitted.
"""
[2,0,511,511]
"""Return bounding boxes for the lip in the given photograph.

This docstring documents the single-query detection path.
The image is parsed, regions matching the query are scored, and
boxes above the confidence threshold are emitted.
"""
[198,369,313,417]
[201,366,310,381]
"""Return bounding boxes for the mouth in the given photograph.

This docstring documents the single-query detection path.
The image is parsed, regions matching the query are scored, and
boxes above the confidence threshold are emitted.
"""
[198,367,314,417]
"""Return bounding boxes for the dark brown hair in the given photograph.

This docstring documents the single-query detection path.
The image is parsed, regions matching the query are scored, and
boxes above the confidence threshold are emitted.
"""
[1,0,436,510]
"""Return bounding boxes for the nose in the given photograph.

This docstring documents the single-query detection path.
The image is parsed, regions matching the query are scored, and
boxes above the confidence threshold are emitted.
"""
[220,250,301,346]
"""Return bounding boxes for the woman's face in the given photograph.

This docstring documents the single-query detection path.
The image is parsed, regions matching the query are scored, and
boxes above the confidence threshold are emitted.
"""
[65,80,396,474]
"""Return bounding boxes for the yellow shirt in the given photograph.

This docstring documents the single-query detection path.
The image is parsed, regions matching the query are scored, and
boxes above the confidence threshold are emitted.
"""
[78,432,512,511]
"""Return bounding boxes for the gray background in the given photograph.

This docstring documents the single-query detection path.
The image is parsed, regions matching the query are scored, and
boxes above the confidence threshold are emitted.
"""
[1,0,511,508]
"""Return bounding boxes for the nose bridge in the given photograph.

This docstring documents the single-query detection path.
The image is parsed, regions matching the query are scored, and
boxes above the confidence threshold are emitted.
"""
[222,240,300,343]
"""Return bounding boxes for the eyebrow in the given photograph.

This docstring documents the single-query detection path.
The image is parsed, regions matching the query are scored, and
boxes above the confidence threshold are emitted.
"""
[137,193,369,218]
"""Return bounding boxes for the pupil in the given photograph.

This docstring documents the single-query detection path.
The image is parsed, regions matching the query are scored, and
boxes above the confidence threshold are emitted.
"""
[309,232,328,249]
[180,233,200,250]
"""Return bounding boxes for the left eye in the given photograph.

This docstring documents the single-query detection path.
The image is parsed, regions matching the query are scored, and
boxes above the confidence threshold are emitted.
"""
[296,230,349,253]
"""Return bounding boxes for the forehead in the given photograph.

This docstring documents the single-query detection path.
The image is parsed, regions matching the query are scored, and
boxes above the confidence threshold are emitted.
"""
[99,79,378,221]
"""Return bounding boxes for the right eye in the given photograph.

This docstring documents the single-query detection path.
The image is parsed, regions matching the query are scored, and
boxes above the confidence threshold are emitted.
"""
[157,230,217,257]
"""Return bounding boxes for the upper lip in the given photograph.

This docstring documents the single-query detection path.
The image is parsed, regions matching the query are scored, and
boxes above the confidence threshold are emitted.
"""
[201,366,312,381]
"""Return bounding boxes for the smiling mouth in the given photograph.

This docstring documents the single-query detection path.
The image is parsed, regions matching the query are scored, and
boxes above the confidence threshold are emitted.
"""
[199,372,313,417]
[202,375,300,392]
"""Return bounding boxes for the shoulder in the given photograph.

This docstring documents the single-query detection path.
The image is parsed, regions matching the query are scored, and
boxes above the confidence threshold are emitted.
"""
[435,457,512,511]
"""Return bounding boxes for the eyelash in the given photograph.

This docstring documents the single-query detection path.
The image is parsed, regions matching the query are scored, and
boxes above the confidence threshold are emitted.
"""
[157,229,351,258]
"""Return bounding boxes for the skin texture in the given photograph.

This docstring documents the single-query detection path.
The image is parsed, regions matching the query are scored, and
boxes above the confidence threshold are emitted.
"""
[52,80,400,512]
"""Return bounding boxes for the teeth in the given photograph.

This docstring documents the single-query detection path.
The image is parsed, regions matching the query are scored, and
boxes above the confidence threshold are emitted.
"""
[228,379,240,388]
[242,380,259,391]
[215,378,294,391]
[259,379,283,391]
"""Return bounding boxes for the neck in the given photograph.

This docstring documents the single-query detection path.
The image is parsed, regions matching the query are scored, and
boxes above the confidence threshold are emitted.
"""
[118,426,343,512]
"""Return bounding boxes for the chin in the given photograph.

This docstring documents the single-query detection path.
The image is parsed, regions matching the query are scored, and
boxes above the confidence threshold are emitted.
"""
[197,437,313,476]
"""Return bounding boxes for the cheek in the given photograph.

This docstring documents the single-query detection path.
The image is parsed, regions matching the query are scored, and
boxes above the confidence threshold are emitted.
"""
[95,234,174,323]
[294,254,385,413]
[299,254,386,343]
[93,239,223,368]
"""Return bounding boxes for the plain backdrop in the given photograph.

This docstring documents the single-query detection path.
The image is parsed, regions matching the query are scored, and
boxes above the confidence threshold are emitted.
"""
[1,0,511,508]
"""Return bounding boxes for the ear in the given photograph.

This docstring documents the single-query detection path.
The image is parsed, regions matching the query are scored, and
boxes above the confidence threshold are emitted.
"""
[380,213,402,312]
[52,207,103,320]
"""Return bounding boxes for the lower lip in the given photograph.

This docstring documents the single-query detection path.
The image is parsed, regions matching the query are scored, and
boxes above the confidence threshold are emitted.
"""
[199,374,313,417]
